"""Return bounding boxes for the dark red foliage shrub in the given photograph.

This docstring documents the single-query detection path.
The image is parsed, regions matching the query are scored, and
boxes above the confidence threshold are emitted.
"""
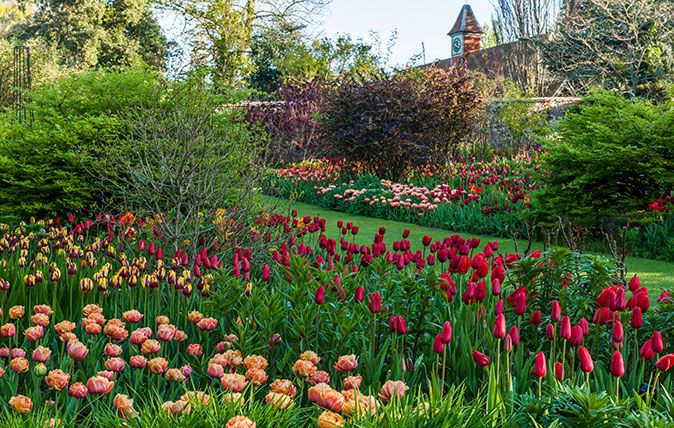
[319,66,479,180]
[246,78,326,162]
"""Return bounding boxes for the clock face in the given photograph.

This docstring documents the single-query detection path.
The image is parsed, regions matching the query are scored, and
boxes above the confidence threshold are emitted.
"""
[452,36,463,56]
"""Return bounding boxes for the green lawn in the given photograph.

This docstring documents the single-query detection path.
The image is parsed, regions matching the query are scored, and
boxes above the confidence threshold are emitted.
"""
[262,195,674,293]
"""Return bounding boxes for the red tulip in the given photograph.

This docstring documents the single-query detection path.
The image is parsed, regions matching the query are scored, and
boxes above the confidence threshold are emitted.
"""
[551,300,561,322]
[396,316,407,335]
[569,325,583,346]
[546,323,555,340]
[509,326,520,345]
[610,351,624,378]
[388,316,398,332]
[504,334,513,352]
[655,354,674,372]
[314,286,325,304]
[422,235,432,246]
[560,316,571,340]
[471,350,491,368]
[530,310,542,325]
[579,318,589,335]
[533,352,547,378]
[652,331,663,353]
[440,321,452,344]
[261,265,271,282]
[354,286,364,303]
[630,307,643,329]
[492,299,503,316]
[555,361,564,381]
[628,275,640,292]
[612,320,624,344]
[493,313,506,339]
[640,339,655,361]
[368,292,381,314]
[658,290,672,304]
[491,278,501,296]
[433,334,444,354]
[578,346,594,373]
[513,289,527,316]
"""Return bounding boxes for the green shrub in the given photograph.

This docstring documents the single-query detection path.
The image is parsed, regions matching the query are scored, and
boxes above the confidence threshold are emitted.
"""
[320,67,478,180]
[0,68,162,218]
[534,89,674,229]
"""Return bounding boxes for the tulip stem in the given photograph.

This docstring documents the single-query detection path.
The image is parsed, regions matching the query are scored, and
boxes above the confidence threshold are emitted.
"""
[615,377,620,401]
[537,376,542,399]
[441,347,447,397]
[496,340,501,386]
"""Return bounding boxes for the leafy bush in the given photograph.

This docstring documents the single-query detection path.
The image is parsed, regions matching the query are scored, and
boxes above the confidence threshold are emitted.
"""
[0,68,162,218]
[320,67,478,180]
[99,79,264,250]
[535,89,674,228]
[246,78,326,163]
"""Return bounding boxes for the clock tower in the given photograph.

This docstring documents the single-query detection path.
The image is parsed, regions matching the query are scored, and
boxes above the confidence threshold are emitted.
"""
[448,4,484,62]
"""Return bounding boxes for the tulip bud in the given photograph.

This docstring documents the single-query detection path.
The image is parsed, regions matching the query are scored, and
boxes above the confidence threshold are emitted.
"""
[504,334,513,352]
[471,349,490,368]
[508,326,520,345]
[33,362,47,376]
[578,346,594,373]
[652,331,664,353]
[354,286,364,303]
[368,292,381,314]
[491,278,501,296]
[261,265,271,282]
[494,299,504,315]
[440,321,452,344]
[433,334,444,354]
[628,275,640,292]
[569,325,583,346]
[388,316,398,332]
[493,313,506,339]
[551,300,561,322]
[640,339,655,361]
[546,323,555,340]
[560,316,571,340]
[533,352,547,378]
[314,286,325,304]
[630,307,643,329]
[612,320,624,344]
[396,316,407,335]
[555,361,564,381]
[655,354,674,372]
[530,310,542,325]
[610,351,624,378]
[579,318,589,335]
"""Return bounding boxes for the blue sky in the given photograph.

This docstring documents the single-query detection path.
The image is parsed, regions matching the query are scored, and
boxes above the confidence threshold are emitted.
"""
[313,1,493,66]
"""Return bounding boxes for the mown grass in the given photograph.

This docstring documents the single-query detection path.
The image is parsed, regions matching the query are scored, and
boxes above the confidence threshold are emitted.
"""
[261,195,674,293]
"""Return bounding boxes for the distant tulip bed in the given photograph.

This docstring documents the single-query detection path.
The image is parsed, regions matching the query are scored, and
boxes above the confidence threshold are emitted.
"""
[266,154,539,237]
[0,212,673,427]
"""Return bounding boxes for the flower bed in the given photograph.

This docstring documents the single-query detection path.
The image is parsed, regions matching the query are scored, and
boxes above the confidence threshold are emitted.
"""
[0,213,673,426]
[267,155,539,237]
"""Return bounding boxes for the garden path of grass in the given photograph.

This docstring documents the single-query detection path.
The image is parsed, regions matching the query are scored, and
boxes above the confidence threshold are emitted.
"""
[261,195,674,293]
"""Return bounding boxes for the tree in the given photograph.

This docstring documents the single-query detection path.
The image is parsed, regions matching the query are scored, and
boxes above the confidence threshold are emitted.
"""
[163,0,331,90]
[249,21,391,93]
[541,0,674,98]
[16,0,170,70]
[490,0,563,95]
[320,67,478,180]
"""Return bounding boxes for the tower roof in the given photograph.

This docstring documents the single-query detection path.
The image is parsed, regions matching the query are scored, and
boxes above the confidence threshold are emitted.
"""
[448,4,484,36]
